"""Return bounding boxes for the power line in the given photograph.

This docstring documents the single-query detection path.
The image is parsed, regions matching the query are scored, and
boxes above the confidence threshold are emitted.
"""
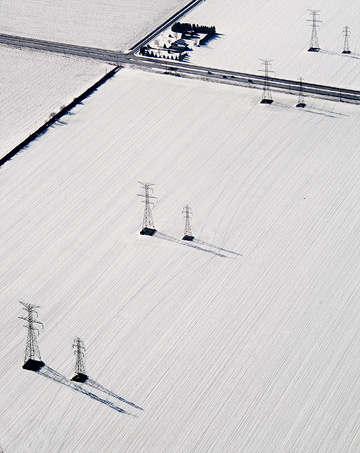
[342,25,351,54]
[307,10,322,52]
[18,301,45,371]
[259,59,275,104]
[182,205,194,241]
[137,181,157,236]
[71,337,88,383]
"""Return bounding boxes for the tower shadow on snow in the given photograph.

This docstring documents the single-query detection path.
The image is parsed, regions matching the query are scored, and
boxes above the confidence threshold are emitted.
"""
[193,239,243,256]
[154,231,241,258]
[319,49,338,56]
[85,378,144,411]
[37,365,139,416]
[272,101,349,119]
[341,52,360,60]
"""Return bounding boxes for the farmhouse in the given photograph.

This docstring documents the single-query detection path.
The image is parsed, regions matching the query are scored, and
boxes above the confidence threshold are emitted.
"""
[170,38,189,53]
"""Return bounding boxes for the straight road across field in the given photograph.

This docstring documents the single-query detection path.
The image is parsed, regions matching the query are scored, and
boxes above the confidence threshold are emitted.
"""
[1,30,359,104]
[0,33,120,63]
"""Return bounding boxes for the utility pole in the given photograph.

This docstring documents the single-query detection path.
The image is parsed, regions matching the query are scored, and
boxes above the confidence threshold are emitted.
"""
[182,205,194,241]
[137,181,157,236]
[307,10,322,52]
[259,59,275,104]
[296,77,306,108]
[342,26,351,54]
[71,337,88,383]
[19,301,45,371]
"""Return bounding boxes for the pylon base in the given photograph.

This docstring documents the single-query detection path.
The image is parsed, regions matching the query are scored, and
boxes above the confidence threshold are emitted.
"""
[71,373,88,383]
[260,98,273,104]
[22,359,45,371]
[308,47,320,52]
[342,50,351,54]
[140,228,157,236]
[182,235,194,241]
[296,102,306,108]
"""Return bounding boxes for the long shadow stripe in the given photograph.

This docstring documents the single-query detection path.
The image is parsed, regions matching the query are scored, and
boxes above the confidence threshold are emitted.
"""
[85,379,143,411]
[37,366,135,417]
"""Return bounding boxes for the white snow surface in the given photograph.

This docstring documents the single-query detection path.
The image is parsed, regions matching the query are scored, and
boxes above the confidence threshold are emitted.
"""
[1,0,190,51]
[0,46,109,157]
[178,0,360,89]
[1,69,359,452]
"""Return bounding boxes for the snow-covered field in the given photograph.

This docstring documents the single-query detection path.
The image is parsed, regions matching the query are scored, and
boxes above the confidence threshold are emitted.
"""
[1,69,359,452]
[173,0,360,89]
[1,0,190,51]
[0,46,109,157]
[0,0,191,157]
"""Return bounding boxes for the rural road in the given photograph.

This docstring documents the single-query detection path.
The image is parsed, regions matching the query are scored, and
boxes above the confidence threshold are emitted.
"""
[1,0,359,107]
[1,32,359,103]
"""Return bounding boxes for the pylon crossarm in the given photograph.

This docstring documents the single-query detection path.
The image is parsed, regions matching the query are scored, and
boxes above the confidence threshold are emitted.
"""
[139,200,156,205]
[18,316,43,326]
[137,192,157,198]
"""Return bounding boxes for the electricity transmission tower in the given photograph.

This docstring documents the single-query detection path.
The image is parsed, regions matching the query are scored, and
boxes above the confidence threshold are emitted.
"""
[342,26,351,54]
[259,59,275,104]
[19,301,45,371]
[307,10,322,52]
[137,181,157,236]
[182,205,194,241]
[71,337,88,382]
[296,77,306,108]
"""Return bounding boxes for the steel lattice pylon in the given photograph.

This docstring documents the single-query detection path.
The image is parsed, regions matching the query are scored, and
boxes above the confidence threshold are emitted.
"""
[307,10,322,52]
[342,26,351,54]
[138,181,157,236]
[19,301,45,371]
[182,205,194,241]
[259,59,275,104]
[71,337,88,382]
[296,76,306,108]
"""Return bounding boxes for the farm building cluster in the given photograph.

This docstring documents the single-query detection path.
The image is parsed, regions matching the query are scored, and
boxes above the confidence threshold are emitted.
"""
[140,22,217,61]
